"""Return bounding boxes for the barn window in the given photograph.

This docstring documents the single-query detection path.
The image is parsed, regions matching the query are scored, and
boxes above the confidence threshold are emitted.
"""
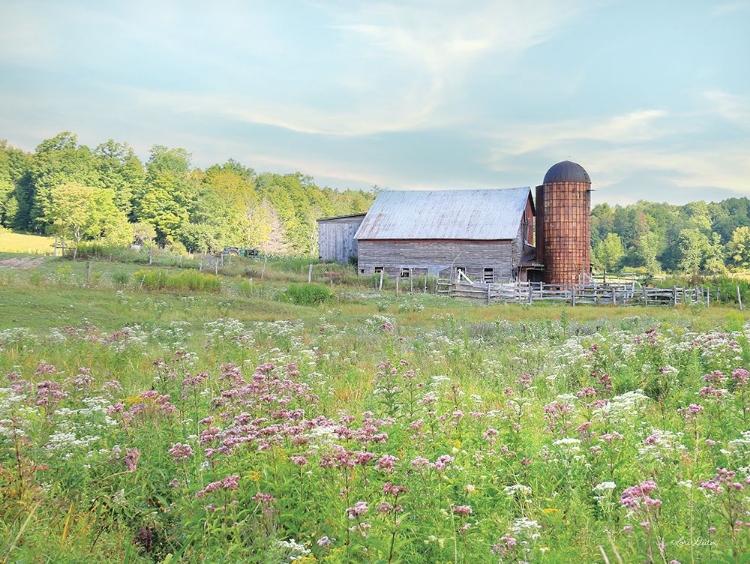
[483,268,494,283]
[400,268,410,278]
[374,266,383,273]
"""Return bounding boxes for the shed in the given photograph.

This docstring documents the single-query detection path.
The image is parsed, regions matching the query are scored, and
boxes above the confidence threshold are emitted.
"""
[317,213,367,263]
[354,187,537,282]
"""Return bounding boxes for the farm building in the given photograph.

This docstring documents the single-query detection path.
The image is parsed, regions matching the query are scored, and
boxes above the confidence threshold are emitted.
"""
[317,161,591,285]
[317,213,367,263]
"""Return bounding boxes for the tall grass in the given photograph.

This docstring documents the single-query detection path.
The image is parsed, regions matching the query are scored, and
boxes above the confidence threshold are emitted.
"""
[133,269,221,292]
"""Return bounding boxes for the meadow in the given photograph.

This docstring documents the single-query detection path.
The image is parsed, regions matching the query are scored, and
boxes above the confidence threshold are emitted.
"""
[1,253,749,563]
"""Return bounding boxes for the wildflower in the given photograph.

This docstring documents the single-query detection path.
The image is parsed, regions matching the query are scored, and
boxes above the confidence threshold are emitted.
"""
[677,403,704,420]
[290,455,308,467]
[317,536,334,547]
[251,492,275,504]
[382,482,408,495]
[168,442,194,462]
[490,534,517,557]
[732,368,749,386]
[504,484,532,497]
[452,505,472,516]
[346,501,368,520]
[434,454,454,471]
[124,447,140,473]
[375,454,398,472]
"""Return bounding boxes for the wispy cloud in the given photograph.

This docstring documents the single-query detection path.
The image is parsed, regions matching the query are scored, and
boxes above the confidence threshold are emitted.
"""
[711,1,749,16]
[704,90,750,128]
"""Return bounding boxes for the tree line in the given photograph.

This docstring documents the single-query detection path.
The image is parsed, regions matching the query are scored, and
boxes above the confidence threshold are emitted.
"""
[0,132,374,255]
[592,199,750,276]
[2,132,749,272]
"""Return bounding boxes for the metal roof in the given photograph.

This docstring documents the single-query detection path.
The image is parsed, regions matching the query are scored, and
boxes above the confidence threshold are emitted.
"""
[543,160,590,184]
[317,213,367,223]
[354,187,531,240]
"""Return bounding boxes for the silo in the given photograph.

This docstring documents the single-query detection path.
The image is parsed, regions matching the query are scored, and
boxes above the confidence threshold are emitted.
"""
[537,161,591,285]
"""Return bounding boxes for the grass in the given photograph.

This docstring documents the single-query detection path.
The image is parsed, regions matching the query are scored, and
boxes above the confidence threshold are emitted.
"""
[0,231,55,253]
[1,250,750,562]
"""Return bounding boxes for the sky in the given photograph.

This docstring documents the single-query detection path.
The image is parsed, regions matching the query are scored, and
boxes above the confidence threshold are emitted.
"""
[0,0,748,206]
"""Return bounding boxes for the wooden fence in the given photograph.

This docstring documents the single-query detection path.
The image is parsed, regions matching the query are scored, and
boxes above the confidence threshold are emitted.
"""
[440,279,710,306]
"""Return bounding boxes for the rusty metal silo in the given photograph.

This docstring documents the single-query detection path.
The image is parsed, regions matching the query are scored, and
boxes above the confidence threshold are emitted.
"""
[537,161,591,285]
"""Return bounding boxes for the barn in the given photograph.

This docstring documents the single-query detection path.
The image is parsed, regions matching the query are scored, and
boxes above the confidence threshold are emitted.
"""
[317,161,591,286]
[354,187,538,283]
[317,213,366,263]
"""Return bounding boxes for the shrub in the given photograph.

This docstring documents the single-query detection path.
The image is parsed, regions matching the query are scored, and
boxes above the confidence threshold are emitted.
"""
[133,269,221,292]
[112,271,130,286]
[284,283,333,306]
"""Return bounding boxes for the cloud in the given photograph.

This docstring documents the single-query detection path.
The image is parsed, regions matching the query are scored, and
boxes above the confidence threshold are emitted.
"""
[704,90,750,128]
[488,109,672,157]
[711,1,749,16]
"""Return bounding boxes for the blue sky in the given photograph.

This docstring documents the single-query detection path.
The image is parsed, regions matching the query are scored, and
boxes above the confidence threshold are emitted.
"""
[0,1,748,205]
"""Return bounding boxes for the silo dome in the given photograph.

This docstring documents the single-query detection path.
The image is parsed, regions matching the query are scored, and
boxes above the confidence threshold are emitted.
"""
[543,160,590,184]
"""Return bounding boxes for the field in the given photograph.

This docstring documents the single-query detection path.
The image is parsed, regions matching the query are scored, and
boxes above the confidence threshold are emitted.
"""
[0,232,55,254]
[1,253,749,563]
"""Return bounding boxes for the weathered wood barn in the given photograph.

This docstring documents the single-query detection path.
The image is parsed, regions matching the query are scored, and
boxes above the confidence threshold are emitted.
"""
[353,187,538,282]
[317,213,366,263]
[317,161,592,285]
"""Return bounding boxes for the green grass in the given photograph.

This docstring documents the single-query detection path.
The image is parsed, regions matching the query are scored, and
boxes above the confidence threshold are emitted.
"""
[2,251,750,562]
[0,231,55,253]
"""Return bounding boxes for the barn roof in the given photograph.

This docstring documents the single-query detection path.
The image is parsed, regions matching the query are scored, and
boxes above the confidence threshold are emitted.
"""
[355,187,532,240]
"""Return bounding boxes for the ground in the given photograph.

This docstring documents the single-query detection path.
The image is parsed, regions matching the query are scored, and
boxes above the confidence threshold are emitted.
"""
[0,256,47,269]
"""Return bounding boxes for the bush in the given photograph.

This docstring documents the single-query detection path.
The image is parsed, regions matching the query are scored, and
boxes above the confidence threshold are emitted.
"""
[112,271,130,286]
[284,283,333,306]
[133,269,221,292]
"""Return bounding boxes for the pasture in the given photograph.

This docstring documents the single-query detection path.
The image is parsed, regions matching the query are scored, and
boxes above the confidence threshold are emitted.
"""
[0,253,749,563]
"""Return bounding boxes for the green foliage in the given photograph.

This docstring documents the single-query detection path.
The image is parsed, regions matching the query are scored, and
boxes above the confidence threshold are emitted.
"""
[2,298,750,562]
[133,268,221,292]
[283,282,334,305]
[594,232,625,273]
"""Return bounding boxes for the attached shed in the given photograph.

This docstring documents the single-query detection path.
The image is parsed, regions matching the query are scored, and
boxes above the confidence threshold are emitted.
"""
[354,187,538,282]
[317,213,367,263]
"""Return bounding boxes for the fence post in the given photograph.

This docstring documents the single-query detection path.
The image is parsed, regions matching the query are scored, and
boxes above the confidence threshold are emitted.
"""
[86,261,92,287]
[487,284,491,305]
[612,285,616,305]
[737,286,743,310]
[379,269,384,291]
[308,264,313,283]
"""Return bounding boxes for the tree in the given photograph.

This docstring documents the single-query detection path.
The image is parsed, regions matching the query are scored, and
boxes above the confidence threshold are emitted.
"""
[594,233,625,276]
[133,146,195,244]
[676,229,710,275]
[44,183,96,257]
[93,140,145,218]
[28,132,100,232]
[728,226,750,269]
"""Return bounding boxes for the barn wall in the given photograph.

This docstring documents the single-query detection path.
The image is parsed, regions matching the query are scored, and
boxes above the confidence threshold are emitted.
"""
[318,217,365,262]
[358,239,517,281]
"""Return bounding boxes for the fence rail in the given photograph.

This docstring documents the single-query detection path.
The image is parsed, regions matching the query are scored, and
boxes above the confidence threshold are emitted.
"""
[439,279,710,306]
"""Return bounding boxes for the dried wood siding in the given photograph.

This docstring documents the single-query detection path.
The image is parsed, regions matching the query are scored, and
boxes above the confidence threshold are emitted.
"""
[358,239,516,281]
[317,215,365,262]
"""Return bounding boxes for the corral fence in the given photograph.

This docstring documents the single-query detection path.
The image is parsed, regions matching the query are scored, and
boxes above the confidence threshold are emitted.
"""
[439,279,711,307]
